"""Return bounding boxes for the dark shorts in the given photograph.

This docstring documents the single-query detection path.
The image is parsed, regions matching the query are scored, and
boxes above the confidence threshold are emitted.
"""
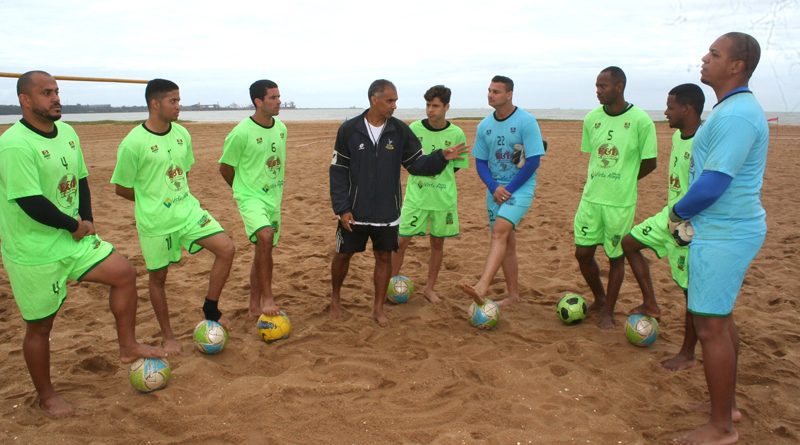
[335,223,399,253]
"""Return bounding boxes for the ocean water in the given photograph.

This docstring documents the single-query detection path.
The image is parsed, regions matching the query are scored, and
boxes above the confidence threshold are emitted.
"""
[1,108,798,125]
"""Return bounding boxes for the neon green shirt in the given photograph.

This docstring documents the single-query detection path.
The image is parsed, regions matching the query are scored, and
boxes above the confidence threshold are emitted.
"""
[403,119,468,211]
[0,120,88,265]
[111,123,200,236]
[219,117,287,206]
[580,104,657,207]
[667,130,693,208]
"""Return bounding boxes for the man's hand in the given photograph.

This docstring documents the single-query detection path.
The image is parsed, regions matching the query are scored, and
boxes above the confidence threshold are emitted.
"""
[493,185,511,205]
[71,219,94,241]
[339,211,356,232]
[442,143,468,161]
[668,207,693,246]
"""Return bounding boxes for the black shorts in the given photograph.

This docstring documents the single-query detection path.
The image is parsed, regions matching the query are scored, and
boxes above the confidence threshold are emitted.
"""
[335,223,399,253]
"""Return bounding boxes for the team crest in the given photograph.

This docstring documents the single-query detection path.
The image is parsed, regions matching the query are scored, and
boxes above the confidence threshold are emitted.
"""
[624,122,630,129]
[596,143,620,168]
[445,140,451,147]
[164,164,185,190]
[594,122,601,129]
[265,155,281,179]
[56,174,78,207]
[385,139,395,151]
[510,127,517,134]
[611,234,622,247]
[197,214,211,227]
[485,129,492,135]
[280,133,285,140]
[150,145,159,153]
[176,138,184,145]
[677,255,686,271]
[68,140,76,149]
[358,143,365,150]
[41,150,51,159]
[256,137,263,144]
[446,212,454,225]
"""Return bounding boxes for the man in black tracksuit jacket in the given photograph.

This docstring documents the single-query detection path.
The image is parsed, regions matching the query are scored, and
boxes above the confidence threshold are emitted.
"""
[329,79,467,326]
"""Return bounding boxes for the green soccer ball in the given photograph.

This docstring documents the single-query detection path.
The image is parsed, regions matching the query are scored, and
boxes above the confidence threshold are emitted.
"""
[556,293,588,325]
[387,275,413,304]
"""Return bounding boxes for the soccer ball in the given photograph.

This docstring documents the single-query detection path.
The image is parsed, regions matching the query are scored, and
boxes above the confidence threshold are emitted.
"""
[257,311,292,343]
[128,357,171,393]
[192,320,228,354]
[556,293,588,325]
[625,313,659,347]
[387,275,413,304]
[467,299,500,329]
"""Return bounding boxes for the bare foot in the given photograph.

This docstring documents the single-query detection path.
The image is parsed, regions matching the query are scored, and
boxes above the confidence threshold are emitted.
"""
[160,338,182,356]
[496,295,520,308]
[687,403,743,423]
[587,298,605,313]
[40,394,73,418]
[597,312,615,329]
[372,309,389,327]
[732,408,742,423]
[248,303,261,319]
[119,342,167,364]
[260,298,281,316]
[629,303,662,319]
[673,423,738,445]
[329,300,341,320]
[661,353,697,371]
[422,287,441,304]
[458,282,484,305]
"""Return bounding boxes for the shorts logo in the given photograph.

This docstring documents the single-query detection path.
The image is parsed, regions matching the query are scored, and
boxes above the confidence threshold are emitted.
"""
[446,212,453,225]
[677,255,686,271]
[256,137,263,144]
[176,138,184,145]
[596,144,619,168]
[331,151,338,165]
[385,139,395,151]
[624,122,630,129]
[92,238,101,249]
[56,174,78,207]
[41,149,51,159]
[198,214,211,227]
[165,164,185,190]
[150,145,159,153]
[611,234,621,247]
[594,122,601,129]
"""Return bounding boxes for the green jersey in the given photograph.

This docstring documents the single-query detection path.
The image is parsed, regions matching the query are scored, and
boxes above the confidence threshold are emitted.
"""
[403,119,468,211]
[667,130,693,208]
[111,123,200,236]
[219,117,287,206]
[0,120,88,265]
[580,105,657,207]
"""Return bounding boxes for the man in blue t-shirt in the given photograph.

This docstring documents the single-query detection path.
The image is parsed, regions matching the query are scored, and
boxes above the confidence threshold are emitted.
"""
[459,76,545,308]
[670,32,768,445]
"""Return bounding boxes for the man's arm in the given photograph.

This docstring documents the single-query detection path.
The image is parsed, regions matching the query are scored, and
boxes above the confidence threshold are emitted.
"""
[115,184,135,201]
[219,163,235,187]
[329,125,353,217]
[638,158,657,180]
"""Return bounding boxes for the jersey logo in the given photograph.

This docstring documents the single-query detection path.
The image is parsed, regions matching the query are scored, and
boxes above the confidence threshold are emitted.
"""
[358,143,365,151]
[165,165,185,190]
[265,155,281,179]
[41,149,51,159]
[444,140,451,147]
[150,145,159,153]
[256,137,263,144]
[485,129,492,135]
[176,138,184,145]
[69,140,76,149]
[280,132,285,140]
[510,127,517,134]
[57,174,78,207]
[624,122,630,129]
[197,214,211,228]
[385,139,395,151]
[596,144,619,168]
[594,122,601,129]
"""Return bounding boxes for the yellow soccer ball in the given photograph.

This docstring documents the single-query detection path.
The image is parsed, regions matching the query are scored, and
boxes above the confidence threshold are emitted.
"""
[256,311,292,343]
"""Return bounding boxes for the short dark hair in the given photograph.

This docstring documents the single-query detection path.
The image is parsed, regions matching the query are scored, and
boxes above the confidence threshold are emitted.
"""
[669,83,705,117]
[368,79,396,100]
[423,85,451,105]
[145,78,179,106]
[722,32,761,79]
[491,75,514,92]
[600,66,627,88]
[249,79,279,106]
[17,70,52,95]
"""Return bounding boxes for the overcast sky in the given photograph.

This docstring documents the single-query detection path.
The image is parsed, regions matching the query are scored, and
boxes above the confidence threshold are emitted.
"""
[2,0,798,112]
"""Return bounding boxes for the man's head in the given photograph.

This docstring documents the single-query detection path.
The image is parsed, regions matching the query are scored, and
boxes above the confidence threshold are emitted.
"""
[665,83,705,129]
[145,78,180,122]
[595,66,626,106]
[367,79,398,121]
[423,85,451,122]
[701,32,761,87]
[487,75,513,110]
[250,79,281,118]
[17,70,62,123]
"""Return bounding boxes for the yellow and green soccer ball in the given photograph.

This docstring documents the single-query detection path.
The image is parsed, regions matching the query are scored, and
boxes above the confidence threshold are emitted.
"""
[556,293,588,325]
[257,311,292,343]
[387,275,413,304]
[625,313,659,347]
[128,357,171,393]
[192,320,229,354]
[467,299,500,329]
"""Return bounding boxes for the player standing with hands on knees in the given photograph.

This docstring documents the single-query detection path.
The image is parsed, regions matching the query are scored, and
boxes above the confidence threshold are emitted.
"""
[329,79,467,326]
[672,32,768,445]
[0,71,165,418]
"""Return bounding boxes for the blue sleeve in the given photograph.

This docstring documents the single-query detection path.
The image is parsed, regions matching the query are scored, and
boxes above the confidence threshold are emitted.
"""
[505,156,541,194]
[476,159,498,193]
[673,170,733,219]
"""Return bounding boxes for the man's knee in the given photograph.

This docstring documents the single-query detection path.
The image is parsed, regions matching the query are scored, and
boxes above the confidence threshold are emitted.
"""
[575,246,595,263]
[621,235,640,254]
[693,316,731,342]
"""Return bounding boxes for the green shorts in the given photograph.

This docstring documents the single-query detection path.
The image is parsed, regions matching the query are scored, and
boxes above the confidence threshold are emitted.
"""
[399,205,459,238]
[573,200,635,259]
[4,235,114,322]
[139,206,224,271]
[629,207,688,289]
[237,198,281,245]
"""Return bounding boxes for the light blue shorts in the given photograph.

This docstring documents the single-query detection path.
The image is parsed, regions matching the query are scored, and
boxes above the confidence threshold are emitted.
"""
[688,234,765,316]
[486,190,533,230]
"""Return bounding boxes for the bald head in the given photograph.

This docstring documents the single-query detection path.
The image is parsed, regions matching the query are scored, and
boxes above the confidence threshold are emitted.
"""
[721,32,761,80]
[17,70,53,96]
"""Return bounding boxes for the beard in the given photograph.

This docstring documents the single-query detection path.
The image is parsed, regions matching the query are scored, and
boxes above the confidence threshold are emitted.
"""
[32,104,62,122]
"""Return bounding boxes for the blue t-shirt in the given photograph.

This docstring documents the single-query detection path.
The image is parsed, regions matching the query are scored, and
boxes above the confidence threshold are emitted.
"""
[472,107,545,193]
[689,92,769,239]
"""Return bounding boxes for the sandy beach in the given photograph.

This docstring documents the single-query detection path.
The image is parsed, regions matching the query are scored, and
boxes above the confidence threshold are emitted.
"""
[0,119,797,444]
